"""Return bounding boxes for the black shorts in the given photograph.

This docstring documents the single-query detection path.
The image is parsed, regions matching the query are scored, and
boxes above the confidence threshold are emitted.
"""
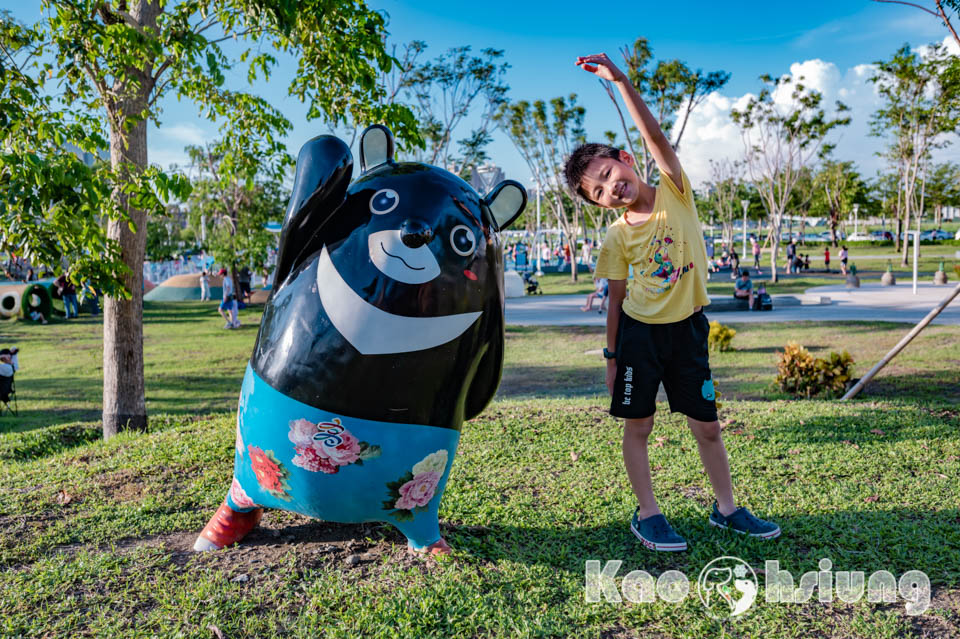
[610,309,718,423]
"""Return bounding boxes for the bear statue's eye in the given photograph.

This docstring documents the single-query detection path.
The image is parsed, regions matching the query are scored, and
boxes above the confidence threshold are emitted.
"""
[369,189,399,215]
[449,225,477,257]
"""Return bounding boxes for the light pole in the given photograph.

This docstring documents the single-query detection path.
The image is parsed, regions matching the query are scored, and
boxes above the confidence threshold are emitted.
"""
[532,176,543,276]
[740,199,749,258]
[852,203,859,237]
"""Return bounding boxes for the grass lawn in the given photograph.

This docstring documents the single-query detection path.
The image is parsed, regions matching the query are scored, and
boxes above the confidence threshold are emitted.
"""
[1,304,958,637]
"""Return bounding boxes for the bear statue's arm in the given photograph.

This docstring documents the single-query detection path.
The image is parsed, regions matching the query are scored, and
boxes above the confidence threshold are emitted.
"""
[463,314,505,422]
[272,136,354,287]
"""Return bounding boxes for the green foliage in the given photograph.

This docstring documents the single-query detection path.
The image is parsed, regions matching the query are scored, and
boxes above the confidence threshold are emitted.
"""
[776,341,854,398]
[730,73,850,280]
[495,95,587,280]
[403,45,508,173]
[185,138,289,276]
[618,37,730,182]
[707,320,736,352]
[1,0,419,299]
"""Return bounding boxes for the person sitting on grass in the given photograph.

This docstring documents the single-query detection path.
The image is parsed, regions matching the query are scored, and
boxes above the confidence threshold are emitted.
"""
[803,254,811,271]
[733,269,754,308]
[564,52,780,553]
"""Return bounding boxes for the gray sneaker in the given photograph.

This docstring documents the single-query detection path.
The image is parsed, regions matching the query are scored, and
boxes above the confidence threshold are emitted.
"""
[630,509,688,552]
[709,501,781,539]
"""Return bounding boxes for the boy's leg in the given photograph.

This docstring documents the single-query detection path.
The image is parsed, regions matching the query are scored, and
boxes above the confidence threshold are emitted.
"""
[622,416,660,519]
[686,416,736,516]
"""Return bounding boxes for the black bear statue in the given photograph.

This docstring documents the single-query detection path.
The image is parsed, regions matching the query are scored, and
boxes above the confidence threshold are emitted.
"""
[194,124,526,555]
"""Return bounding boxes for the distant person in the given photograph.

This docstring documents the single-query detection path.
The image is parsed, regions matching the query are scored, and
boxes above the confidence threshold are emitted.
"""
[218,268,240,329]
[581,238,594,271]
[792,254,804,275]
[733,269,754,308]
[239,266,252,303]
[55,273,79,319]
[785,239,796,272]
[824,246,831,272]
[705,238,715,261]
[751,237,761,271]
[199,269,211,301]
[581,276,608,312]
[729,247,740,278]
[803,254,811,271]
[839,245,848,275]
[0,347,19,380]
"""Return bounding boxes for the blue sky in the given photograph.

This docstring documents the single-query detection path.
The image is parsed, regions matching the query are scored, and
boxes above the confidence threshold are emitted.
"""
[3,1,955,189]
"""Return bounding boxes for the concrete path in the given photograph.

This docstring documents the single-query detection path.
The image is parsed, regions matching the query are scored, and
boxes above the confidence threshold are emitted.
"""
[505,282,960,326]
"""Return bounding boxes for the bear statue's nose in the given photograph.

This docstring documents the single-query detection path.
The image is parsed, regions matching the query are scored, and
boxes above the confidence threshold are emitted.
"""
[400,219,434,248]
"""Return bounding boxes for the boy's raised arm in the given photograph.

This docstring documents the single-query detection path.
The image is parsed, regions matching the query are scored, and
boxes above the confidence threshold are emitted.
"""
[575,53,684,194]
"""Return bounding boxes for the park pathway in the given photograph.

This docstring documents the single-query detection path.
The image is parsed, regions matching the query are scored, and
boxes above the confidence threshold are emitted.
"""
[505,282,960,326]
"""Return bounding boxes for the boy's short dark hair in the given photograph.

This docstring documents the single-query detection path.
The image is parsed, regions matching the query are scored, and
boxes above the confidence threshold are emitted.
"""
[564,143,621,201]
[740,269,750,278]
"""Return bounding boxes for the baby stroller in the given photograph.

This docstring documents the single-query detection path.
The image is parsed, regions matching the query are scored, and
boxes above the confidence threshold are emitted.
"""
[521,271,542,295]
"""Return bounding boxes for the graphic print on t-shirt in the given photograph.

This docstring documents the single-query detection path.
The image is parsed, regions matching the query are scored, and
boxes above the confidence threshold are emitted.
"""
[635,234,696,297]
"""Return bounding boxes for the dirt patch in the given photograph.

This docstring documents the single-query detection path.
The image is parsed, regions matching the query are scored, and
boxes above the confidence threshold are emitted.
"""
[97,469,148,502]
[23,510,451,580]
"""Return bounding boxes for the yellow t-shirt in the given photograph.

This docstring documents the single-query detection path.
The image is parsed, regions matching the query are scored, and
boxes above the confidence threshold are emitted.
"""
[594,168,710,324]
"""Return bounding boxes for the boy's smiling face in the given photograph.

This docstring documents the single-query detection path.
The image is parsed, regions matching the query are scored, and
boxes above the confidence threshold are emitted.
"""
[579,150,640,209]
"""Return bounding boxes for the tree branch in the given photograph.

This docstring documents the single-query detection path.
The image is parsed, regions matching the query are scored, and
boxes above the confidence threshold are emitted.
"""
[871,0,940,17]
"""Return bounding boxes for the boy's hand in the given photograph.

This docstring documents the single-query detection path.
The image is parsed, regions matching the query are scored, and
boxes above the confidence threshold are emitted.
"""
[606,359,617,396]
[575,54,626,83]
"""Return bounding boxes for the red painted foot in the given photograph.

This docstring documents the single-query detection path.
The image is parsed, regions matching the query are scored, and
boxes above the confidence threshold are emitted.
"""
[408,537,452,556]
[193,501,263,551]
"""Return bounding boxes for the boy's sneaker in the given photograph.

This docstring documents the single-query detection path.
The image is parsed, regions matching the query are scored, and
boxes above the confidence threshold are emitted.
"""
[709,501,781,539]
[630,509,688,552]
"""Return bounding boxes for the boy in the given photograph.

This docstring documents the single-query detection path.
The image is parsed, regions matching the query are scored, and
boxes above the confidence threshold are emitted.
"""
[566,53,780,551]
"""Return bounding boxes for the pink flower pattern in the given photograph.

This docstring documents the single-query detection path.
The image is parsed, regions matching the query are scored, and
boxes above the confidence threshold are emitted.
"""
[230,478,256,509]
[288,418,368,474]
[292,444,339,474]
[394,471,441,510]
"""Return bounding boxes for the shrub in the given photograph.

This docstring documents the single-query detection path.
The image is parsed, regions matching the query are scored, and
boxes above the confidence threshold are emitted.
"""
[708,320,736,352]
[775,341,854,398]
[814,350,855,397]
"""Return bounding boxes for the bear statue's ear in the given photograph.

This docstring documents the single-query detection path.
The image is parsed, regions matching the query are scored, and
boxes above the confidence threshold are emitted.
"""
[483,180,527,231]
[359,124,394,172]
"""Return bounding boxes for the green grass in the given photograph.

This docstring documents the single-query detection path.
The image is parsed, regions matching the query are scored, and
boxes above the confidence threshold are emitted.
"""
[1,304,959,637]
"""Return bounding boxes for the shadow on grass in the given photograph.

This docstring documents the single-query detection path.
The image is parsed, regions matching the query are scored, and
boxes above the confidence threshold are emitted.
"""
[439,507,960,583]
[733,345,826,354]
[753,407,959,445]
[497,364,604,399]
[860,376,960,404]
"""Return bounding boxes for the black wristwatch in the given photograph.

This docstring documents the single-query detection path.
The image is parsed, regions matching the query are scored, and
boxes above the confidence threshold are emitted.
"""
[603,347,617,360]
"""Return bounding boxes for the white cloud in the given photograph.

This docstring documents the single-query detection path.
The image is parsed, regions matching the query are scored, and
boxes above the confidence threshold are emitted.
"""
[677,57,894,189]
[157,122,209,147]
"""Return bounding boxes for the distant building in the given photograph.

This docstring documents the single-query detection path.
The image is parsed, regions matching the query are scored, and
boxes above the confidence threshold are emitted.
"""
[470,164,504,194]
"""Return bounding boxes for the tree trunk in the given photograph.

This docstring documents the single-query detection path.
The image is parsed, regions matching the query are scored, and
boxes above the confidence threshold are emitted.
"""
[900,202,910,267]
[102,0,160,439]
[103,111,149,439]
[769,212,780,283]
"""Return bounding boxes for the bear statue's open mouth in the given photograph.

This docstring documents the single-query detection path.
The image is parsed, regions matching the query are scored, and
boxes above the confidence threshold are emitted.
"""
[316,246,481,355]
